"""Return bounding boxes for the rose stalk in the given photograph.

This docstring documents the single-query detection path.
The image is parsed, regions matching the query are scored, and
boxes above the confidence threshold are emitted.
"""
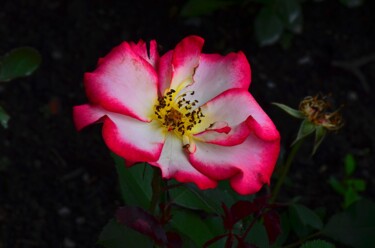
[73,36,280,195]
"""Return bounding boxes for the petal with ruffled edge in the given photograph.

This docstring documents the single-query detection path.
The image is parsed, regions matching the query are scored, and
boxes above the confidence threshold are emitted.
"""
[192,89,279,142]
[73,104,107,131]
[169,36,204,91]
[190,134,280,195]
[84,41,158,121]
[181,51,251,107]
[150,133,217,190]
[73,104,165,162]
[102,113,166,162]
[129,40,159,68]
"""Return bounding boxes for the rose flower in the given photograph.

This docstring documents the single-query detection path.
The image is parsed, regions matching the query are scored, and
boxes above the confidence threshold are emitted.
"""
[73,36,280,195]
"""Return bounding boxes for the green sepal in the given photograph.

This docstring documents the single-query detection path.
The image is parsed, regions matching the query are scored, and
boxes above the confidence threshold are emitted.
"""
[292,120,316,146]
[272,102,305,119]
[312,125,327,155]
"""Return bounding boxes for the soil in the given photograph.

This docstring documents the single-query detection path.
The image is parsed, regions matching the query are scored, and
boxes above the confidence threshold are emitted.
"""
[0,0,374,247]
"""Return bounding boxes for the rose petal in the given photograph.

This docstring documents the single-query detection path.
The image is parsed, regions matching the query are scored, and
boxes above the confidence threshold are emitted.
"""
[150,133,217,189]
[129,40,159,68]
[73,104,107,131]
[190,134,280,195]
[192,89,279,141]
[181,51,251,106]
[158,50,173,95]
[169,36,204,91]
[102,113,165,162]
[84,41,158,121]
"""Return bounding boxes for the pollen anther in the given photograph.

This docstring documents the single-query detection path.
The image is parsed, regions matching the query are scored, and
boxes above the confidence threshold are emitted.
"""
[153,88,204,139]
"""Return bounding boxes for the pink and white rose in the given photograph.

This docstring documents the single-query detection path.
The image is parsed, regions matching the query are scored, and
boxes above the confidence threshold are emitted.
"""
[73,36,280,195]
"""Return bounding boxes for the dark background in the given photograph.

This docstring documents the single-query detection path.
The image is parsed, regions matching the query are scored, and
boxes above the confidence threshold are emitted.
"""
[0,0,374,247]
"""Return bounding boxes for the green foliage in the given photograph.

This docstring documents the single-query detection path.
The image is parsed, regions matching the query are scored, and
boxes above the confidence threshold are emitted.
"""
[170,210,224,247]
[98,219,153,248]
[112,154,152,209]
[255,7,284,46]
[245,221,270,248]
[0,47,41,82]
[180,0,236,17]
[300,239,336,248]
[339,0,364,8]
[288,204,323,239]
[323,199,375,248]
[0,106,10,129]
[328,153,366,208]
[290,204,323,230]
[344,153,356,176]
[255,0,303,46]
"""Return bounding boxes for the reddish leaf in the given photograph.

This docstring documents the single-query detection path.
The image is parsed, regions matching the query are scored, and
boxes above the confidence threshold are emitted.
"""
[231,201,259,223]
[116,206,167,245]
[225,234,234,248]
[166,231,183,248]
[222,203,234,230]
[204,233,228,248]
[237,238,259,248]
[263,210,281,244]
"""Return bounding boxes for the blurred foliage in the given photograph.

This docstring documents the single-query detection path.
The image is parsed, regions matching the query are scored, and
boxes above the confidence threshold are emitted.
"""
[0,106,10,129]
[181,0,364,47]
[0,47,41,129]
[0,47,41,82]
[100,154,375,248]
[328,153,366,208]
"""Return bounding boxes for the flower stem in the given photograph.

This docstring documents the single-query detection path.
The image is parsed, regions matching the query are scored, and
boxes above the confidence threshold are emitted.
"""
[271,139,303,203]
[150,167,162,215]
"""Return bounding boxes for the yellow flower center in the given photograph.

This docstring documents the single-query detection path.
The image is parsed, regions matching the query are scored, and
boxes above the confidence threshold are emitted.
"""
[153,88,205,137]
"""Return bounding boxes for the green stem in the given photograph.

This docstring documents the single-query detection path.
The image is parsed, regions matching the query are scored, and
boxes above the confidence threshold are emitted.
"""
[150,167,162,215]
[271,139,303,203]
[281,231,322,248]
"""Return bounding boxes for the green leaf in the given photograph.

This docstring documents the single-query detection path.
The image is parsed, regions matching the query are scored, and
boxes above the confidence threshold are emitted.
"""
[277,0,302,25]
[300,239,336,248]
[328,176,346,195]
[347,179,366,191]
[0,106,10,128]
[343,187,361,208]
[245,221,270,248]
[169,185,220,214]
[344,153,356,176]
[312,126,327,155]
[292,120,316,146]
[323,199,375,248]
[255,7,284,46]
[97,219,153,248]
[272,103,305,119]
[339,0,364,8]
[273,212,290,247]
[0,47,41,82]
[180,0,234,17]
[290,204,323,230]
[111,154,152,209]
[170,210,223,248]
